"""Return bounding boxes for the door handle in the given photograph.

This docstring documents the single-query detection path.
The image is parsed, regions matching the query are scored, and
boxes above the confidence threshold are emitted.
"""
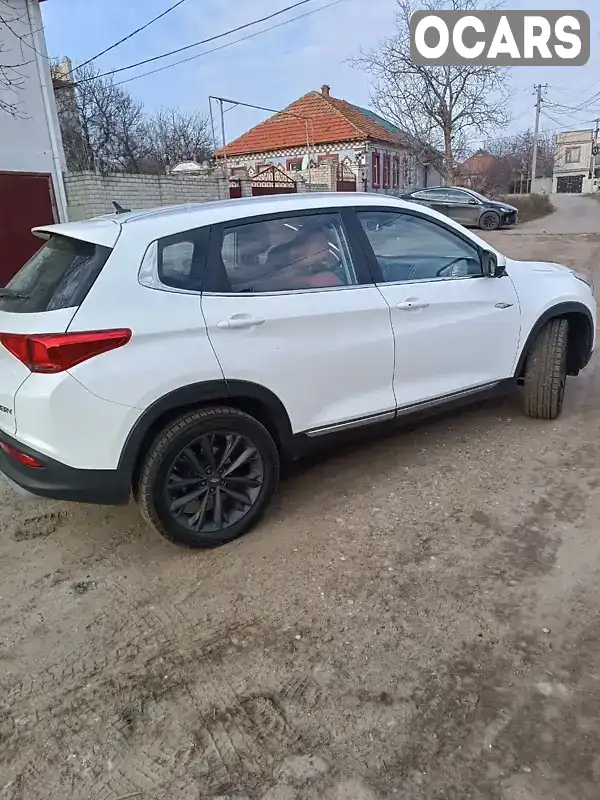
[396,300,429,311]
[217,315,266,330]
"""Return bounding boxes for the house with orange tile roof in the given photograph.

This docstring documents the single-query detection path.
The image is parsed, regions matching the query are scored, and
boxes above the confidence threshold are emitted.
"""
[215,85,441,194]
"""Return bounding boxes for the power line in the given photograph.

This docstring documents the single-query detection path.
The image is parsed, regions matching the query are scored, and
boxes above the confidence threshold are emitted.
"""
[74,0,190,72]
[540,113,598,133]
[67,0,321,87]
[113,0,345,88]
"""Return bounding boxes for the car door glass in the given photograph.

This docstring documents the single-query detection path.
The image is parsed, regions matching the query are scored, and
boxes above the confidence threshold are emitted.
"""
[155,229,208,290]
[219,212,359,293]
[357,211,483,283]
[445,190,473,203]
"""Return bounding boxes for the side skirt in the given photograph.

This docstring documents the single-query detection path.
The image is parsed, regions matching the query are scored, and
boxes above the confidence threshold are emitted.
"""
[292,378,517,458]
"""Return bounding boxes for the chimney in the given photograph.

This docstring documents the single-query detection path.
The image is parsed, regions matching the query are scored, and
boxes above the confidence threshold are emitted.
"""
[321,84,330,98]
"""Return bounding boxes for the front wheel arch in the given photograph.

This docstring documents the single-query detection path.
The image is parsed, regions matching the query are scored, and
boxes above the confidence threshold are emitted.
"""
[515,303,594,381]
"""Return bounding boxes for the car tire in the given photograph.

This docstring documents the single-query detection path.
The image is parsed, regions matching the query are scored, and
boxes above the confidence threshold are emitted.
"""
[479,211,501,231]
[523,318,569,420]
[137,406,280,548]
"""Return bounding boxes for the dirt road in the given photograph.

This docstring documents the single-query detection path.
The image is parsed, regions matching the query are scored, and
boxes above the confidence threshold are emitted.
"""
[2,223,600,799]
[508,192,600,235]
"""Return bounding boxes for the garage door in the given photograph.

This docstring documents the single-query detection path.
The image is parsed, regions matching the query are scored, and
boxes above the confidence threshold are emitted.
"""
[556,174,584,194]
[0,172,56,286]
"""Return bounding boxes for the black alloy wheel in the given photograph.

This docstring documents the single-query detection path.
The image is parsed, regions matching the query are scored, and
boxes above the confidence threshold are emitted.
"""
[137,407,279,547]
[165,432,264,533]
[479,211,501,231]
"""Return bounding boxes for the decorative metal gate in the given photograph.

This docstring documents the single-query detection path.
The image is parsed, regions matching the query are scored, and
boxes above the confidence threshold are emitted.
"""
[229,179,242,199]
[251,165,297,196]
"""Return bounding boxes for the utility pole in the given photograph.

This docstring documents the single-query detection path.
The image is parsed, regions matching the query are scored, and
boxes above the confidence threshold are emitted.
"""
[588,117,599,181]
[531,83,548,192]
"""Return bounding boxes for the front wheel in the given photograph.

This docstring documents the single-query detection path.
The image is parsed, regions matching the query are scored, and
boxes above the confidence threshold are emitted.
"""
[479,211,501,231]
[523,318,569,420]
[137,407,279,547]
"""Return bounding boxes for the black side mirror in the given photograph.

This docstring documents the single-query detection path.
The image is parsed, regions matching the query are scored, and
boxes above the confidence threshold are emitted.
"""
[482,250,505,278]
[468,199,478,205]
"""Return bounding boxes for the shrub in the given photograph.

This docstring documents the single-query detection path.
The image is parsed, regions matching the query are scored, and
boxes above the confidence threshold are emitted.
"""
[498,193,555,223]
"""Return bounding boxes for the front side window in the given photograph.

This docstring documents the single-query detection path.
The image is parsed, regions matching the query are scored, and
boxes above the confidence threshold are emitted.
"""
[357,210,482,283]
[445,190,476,203]
[218,212,358,293]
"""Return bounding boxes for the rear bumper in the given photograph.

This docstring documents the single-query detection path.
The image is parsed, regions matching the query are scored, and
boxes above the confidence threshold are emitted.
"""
[0,431,130,505]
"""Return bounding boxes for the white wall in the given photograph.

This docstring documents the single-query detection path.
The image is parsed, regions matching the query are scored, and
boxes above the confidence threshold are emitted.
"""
[64,171,229,220]
[0,0,66,216]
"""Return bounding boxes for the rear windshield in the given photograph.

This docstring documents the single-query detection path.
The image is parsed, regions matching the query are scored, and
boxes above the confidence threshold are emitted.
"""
[0,235,112,313]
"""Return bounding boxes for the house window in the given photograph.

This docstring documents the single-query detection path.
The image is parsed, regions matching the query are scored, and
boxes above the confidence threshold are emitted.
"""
[286,158,303,171]
[392,156,400,188]
[565,146,581,164]
[382,154,391,188]
[372,152,381,188]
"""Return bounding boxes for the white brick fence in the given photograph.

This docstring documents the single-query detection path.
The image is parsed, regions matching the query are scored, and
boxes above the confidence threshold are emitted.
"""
[64,170,229,220]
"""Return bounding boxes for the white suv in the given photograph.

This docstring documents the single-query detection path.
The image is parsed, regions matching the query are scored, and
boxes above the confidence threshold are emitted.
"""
[0,194,595,547]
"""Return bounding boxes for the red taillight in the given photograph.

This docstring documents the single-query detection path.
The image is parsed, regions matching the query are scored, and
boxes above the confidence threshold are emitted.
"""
[0,329,131,373]
[0,441,44,468]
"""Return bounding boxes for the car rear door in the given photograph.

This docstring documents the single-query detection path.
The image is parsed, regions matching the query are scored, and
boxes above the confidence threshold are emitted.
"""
[353,207,521,407]
[200,208,396,435]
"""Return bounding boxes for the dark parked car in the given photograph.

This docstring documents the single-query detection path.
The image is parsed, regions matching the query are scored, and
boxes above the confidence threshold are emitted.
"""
[400,186,518,231]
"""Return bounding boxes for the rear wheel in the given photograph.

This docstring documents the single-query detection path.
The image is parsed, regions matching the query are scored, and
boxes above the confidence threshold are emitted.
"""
[137,407,279,547]
[523,318,569,420]
[479,211,501,231]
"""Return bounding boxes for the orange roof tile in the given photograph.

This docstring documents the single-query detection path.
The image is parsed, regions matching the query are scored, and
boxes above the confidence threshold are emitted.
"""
[215,89,408,158]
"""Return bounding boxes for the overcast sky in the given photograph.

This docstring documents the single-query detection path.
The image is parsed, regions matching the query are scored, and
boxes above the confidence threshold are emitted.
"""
[42,0,600,148]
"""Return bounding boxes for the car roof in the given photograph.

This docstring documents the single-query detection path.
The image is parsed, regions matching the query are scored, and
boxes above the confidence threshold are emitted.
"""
[33,193,419,247]
[31,191,496,253]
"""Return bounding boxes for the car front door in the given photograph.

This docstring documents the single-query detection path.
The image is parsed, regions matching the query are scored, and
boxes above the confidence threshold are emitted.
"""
[200,209,396,435]
[444,189,482,226]
[354,208,522,408]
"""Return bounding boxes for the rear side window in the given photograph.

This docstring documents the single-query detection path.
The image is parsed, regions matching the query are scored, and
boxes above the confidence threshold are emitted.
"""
[0,235,111,313]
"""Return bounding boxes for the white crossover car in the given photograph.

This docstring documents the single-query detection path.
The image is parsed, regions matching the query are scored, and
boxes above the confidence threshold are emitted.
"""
[0,193,595,547]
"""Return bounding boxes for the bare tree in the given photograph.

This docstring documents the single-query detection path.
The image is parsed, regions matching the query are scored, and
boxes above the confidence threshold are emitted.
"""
[0,0,33,117]
[486,129,555,192]
[352,0,512,184]
[145,107,213,172]
[55,63,146,173]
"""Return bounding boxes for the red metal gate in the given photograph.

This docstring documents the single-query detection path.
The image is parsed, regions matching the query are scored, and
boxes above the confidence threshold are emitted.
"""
[251,165,296,197]
[0,172,56,285]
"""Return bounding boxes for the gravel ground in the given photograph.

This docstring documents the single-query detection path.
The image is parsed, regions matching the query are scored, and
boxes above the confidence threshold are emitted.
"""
[1,204,600,799]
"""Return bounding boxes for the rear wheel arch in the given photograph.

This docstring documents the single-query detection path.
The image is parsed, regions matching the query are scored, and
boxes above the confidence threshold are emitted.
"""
[119,380,294,487]
[516,302,594,380]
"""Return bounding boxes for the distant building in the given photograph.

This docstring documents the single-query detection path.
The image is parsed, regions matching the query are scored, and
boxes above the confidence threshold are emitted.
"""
[553,129,600,194]
[457,150,498,191]
[215,84,442,195]
[0,0,67,284]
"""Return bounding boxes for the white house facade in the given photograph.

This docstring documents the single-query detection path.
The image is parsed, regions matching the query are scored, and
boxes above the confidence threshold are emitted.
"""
[0,0,67,283]
[553,129,600,194]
